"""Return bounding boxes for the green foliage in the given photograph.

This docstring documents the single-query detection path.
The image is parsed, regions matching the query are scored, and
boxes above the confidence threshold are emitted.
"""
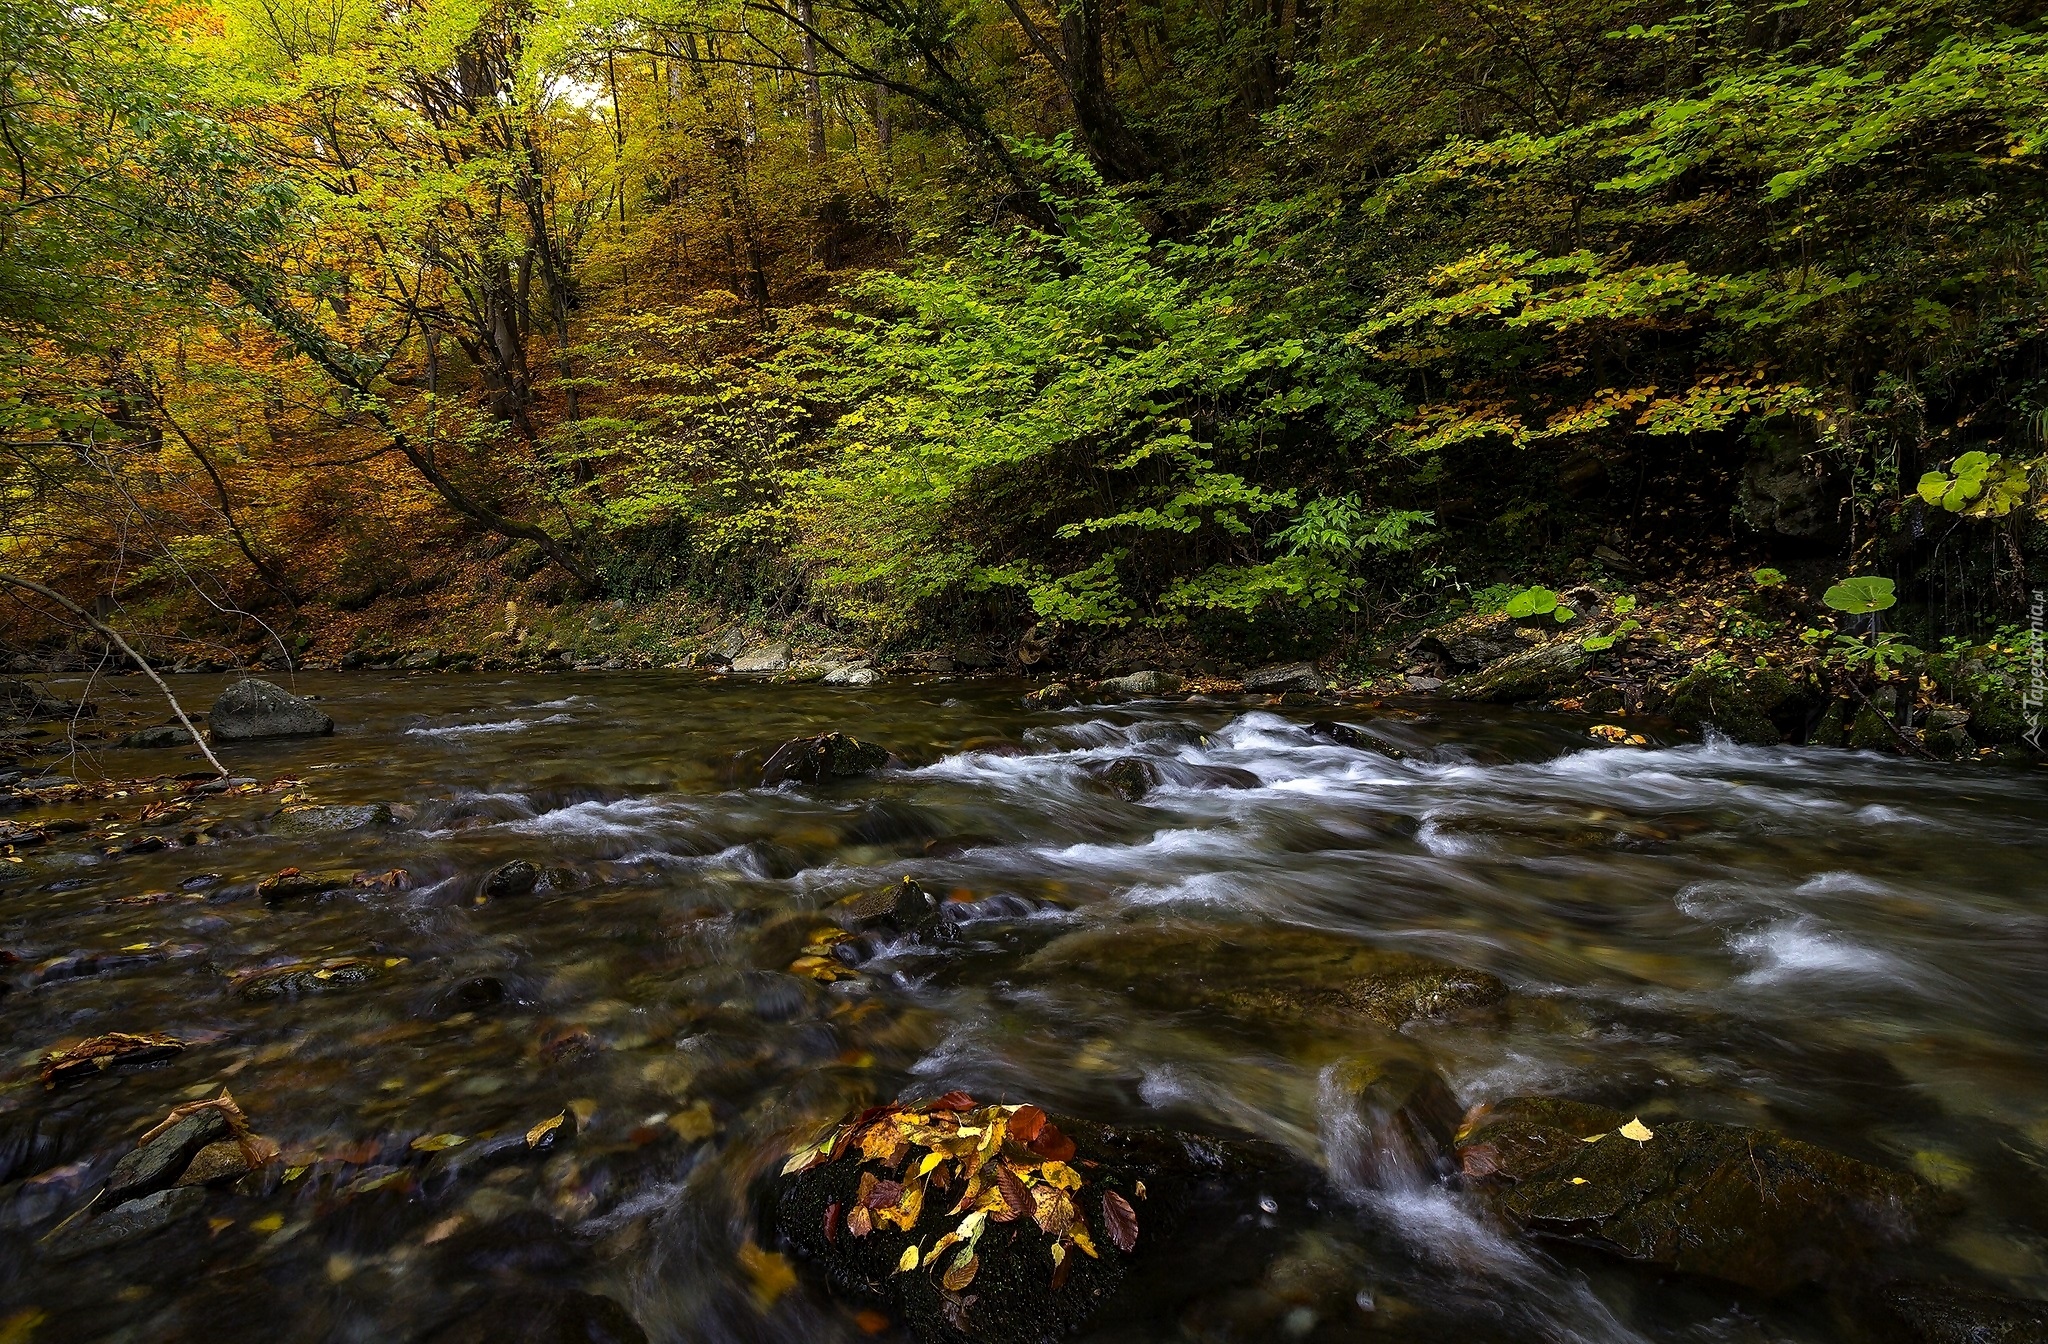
[1915,451,2036,517]
[1750,568,1787,589]
[1822,576,1898,615]
[1581,619,1640,652]
[1829,631,1921,681]
[1503,586,1576,622]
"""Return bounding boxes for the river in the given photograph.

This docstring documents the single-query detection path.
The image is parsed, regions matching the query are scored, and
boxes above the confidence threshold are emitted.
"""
[2,672,2045,1342]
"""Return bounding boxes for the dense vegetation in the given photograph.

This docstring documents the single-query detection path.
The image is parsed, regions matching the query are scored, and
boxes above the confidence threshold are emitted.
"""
[3,0,2046,667]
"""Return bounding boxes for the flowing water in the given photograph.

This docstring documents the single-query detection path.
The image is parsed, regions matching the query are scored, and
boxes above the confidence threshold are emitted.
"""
[2,673,2046,1343]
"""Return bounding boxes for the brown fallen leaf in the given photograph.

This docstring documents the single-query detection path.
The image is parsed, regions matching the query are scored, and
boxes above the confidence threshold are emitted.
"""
[930,1091,978,1112]
[992,1160,1030,1223]
[824,1202,841,1245]
[1101,1189,1138,1253]
[941,1248,980,1292]
[1026,1120,1076,1162]
[38,1031,186,1088]
[1460,1143,1503,1179]
[1007,1104,1047,1144]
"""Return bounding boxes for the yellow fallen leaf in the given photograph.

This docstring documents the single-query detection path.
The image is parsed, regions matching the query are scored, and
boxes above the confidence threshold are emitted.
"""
[917,1151,946,1176]
[409,1133,467,1153]
[1570,1177,1590,1185]
[739,1241,797,1307]
[897,1243,921,1273]
[250,1213,284,1234]
[1581,1133,1604,1143]
[1619,1117,1654,1142]
[525,1112,566,1147]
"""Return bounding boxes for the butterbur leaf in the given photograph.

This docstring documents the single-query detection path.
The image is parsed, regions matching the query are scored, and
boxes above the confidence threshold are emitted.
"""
[1102,1189,1138,1252]
[931,1091,978,1112]
[1008,1104,1047,1144]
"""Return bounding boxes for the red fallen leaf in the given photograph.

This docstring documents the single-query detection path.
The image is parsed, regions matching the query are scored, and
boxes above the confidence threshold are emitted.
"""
[1102,1189,1138,1252]
[1050,1252,1073,1292]
[992,1161,1030,1223]
[865,1178,905,1209]
[824,1202,841,1245]
[1008,1104,1047,1143]
[930,1091,977,1112]
[1027,1121,1075,1162]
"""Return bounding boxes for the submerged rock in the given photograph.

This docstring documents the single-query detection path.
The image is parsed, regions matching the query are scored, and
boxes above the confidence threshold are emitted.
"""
[1090,757,1260,802]
[1028,923,1506,1030]
[117,724,195,750]
[256,867,359,902]
[1023,683,1076,710]
[1322,1057,1464,1190]
[831,876,944,935]
[208,678,333,742]
[231,956,384,999]
[1456,1097,1940,1294]
[46,1186,204,1258]
[762,732,891,787]
[1843,1280,2048,1343]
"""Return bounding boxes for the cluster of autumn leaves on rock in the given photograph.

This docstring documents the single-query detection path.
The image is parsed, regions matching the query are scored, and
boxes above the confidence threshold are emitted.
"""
[783,1094,1139,1295]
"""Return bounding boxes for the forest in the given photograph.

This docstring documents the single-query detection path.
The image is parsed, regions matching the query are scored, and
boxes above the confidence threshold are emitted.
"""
[2,0,2044,747]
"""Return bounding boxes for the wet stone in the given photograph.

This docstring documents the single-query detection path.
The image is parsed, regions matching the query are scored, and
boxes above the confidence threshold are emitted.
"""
[207,678,334,742]
[1243,662,1322,693]
[232,955,383,999]
[1029,924,1507,1031]
[256,867,359,902]
[1322,1057,1464,1189]
[117,724,195,750]
[106,1108,229,1203]
[830,877,943,935]
[46,1185,205,1259]
[1456,1098,1941,1294]
[1097,670,1183,698]
[173,1139,253,1187]
[761,731,891,787]
[1845,1280,2048,1343]
[479,859,540,901]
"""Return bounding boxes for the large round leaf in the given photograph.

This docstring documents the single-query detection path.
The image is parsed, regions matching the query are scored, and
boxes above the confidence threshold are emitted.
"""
[1821,575,1896,614]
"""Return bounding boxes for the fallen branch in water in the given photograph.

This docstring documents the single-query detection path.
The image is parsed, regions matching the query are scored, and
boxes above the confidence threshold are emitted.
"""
[0,572,228,778]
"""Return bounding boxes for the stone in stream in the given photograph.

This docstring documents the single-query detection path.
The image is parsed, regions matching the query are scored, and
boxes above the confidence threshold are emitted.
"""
[1322,1057,1466,1189]
[830,876,943,936]
[104,1108,229,1203]
[38,1031,187,1088]
[231,955,384,999]
[1027,923,1506,1031]
[270,802,398,835]
[255,866,359,902]
[761,731,891,787]
[1089,757,1261,802]
[207,678,333,742]
[45,1185,205,1259]
[1022,682,1076,709]
[1841,1279,2048,1343]
[478,858,540,901]
[1455,1097,1941,1294]
[172,1139,254,1188]
[773,1095,1253,1344]
[116,723,195,749]
[821,662,882,686]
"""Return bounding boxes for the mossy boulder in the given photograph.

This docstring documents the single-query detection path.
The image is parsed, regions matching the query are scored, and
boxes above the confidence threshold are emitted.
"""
[1026,923,1505,1031]
[1443,640,1590,704]
[1457,1097,1940,1294]
[1663,665,1780,745]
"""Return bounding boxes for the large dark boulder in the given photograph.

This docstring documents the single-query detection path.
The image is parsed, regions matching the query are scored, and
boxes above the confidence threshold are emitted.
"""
[207,678,333,743]
[773,1095,1251,1344]
[761,732,891,786]
[1456,1097,1940,1294]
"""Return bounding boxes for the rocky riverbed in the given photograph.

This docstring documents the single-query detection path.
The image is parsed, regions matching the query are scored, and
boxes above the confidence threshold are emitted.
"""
[0,672,2044,1342]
